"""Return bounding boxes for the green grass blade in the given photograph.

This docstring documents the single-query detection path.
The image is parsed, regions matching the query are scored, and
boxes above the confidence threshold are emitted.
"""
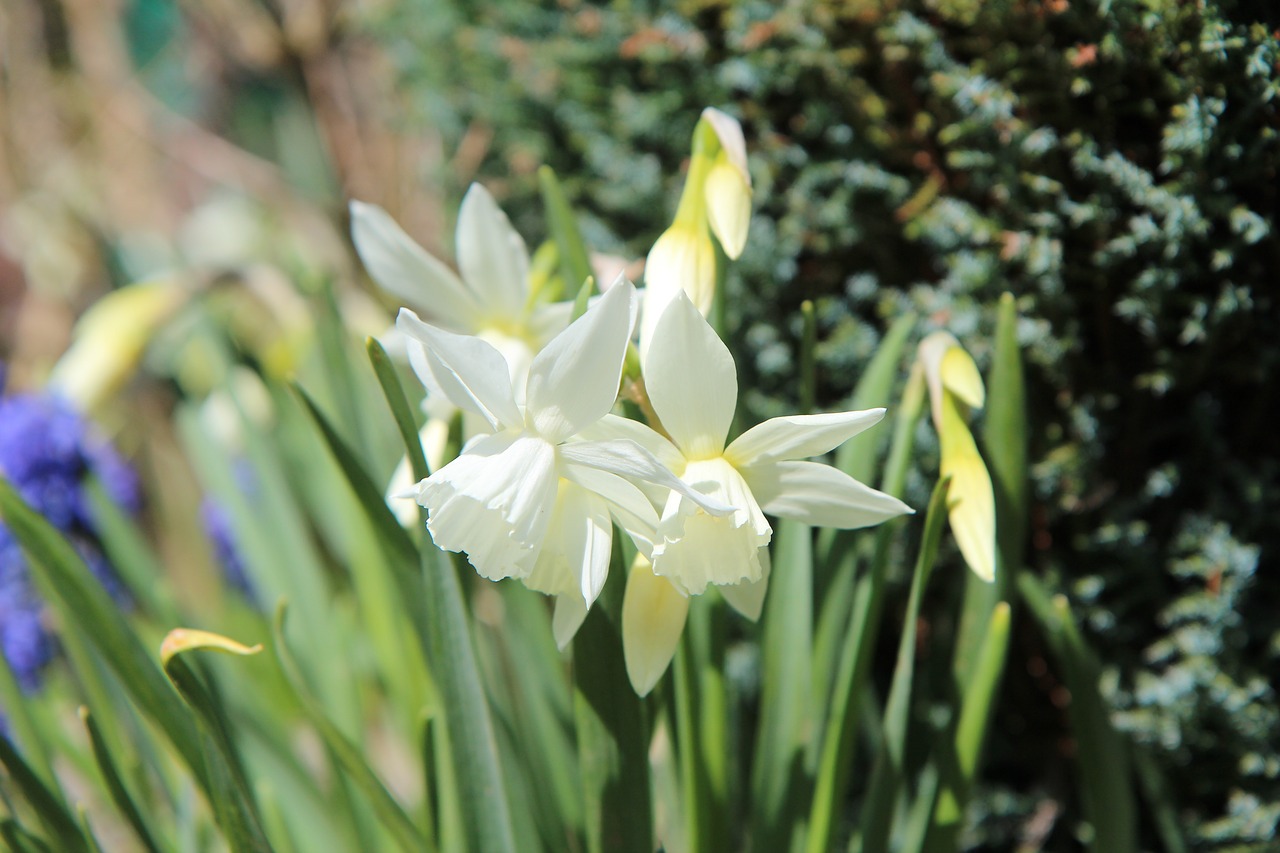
[366,337,430,483]
[574,568,653,853]
[80,707,165,853]
[422,548,519,853]
[0,477,207,792]
[858,478,950,853]
[807,370,925,853]
[0,818,56,853]
[750,520,814,850]
[0,732,90,853]
[270,604,431,853]
[538,165,593,293]
[1019,575,1137,852]
[160,630,273,853]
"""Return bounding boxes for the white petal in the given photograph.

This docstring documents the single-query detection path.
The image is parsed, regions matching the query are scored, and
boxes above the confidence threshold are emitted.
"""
[350,201,479,329]
[385,454,420,527]
[651,457,771,595]
[704,162,751,260]
[643,292,737,458]
[700,108,749,181]
[525,281,635,442]
[455,184,530,320]
[553,594,588,650]
[639,227,717,358]
[745,461,913,529]
[562,462,659,556]
[397,308,522,430]
[577,413,684,472]
[418,432,558,579]
[559,439,731,517]
[523,480,613,607]
[720,545,770,621]
[622,557,689,696]
[725,409,886,467]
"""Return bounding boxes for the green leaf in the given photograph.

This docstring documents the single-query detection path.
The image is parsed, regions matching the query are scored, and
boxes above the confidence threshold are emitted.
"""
[160,630,274,853]
[270,605,431,853]
[0,477,207,792]
[750,520,813,851]
[833,312,917,486]
[858,478,951,853]
[0,818,56,853]
[80,707,165,853]
[0,732,90,853]
[574,558,653,853]
[1019,575,1137,852]
[366,337,430,483]
[538,165,594,294]
[422,549,519,853]
[291,384,418,571]
[806,369,925,853]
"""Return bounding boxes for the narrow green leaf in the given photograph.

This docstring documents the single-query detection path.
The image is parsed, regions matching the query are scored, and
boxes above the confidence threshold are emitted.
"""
[1019,575,1137,852]
[574,559,652,853]
[84,478,180,623]
[0,650,57,796]
[292,384,418,570]
[538,165,594,294]
[0,477,207,792]
[799,301,817,415]
[0,732,89,853]
[750,520,813,851]
[834,312,917,485]
[571,275,596,323]
[270,605,430,853]
[930,602,1012,847]
[80,707,165,853]
[366,337,430,483]
[859,478,951,853]
[0,818,56,853]
[161,634,273,853]
[422,548,519,853]
[807,369,925,853]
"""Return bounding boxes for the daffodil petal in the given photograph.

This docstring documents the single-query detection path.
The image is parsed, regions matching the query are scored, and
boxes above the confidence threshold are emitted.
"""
[643,292,737,458]
[651,457,770,594]
[940,345,985,410]
[745,460,913,529]
[700,107,749,180]
[523,480,614,608]
[704,161,751,259]
[525,281,634,442]
[719,545,770,621]
[622,557,689,696]
[562,463,659,557]
[579,412,681,465]
[455,184,530,320]
[940,395,996,582]
[418,432,558,579]
[725,409,887,467]
[350,201,479,329]
[553,594,588,650]
[397,308,521,430]
[559,439,732,517]
[640,226,717,355]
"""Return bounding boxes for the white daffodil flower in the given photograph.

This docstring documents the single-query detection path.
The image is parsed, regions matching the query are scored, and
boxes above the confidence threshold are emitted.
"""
[351,183,574,514]
[598,292,912,694]
[397,281,729,635]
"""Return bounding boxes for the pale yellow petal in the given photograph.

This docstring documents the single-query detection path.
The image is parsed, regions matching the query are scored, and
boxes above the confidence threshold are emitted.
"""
[622,556,689,696]
[939,395,996,583]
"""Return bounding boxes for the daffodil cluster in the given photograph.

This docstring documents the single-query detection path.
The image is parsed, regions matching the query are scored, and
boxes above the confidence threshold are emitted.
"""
[351,112,912,694]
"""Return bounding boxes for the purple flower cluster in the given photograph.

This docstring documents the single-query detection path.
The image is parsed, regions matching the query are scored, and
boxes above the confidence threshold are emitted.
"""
[0,391,140,689]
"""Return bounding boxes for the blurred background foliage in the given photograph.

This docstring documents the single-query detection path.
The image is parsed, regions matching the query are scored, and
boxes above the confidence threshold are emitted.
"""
[1,0,1277,849]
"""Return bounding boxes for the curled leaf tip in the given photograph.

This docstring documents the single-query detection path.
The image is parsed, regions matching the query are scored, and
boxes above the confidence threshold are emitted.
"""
[160,628,263,667]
